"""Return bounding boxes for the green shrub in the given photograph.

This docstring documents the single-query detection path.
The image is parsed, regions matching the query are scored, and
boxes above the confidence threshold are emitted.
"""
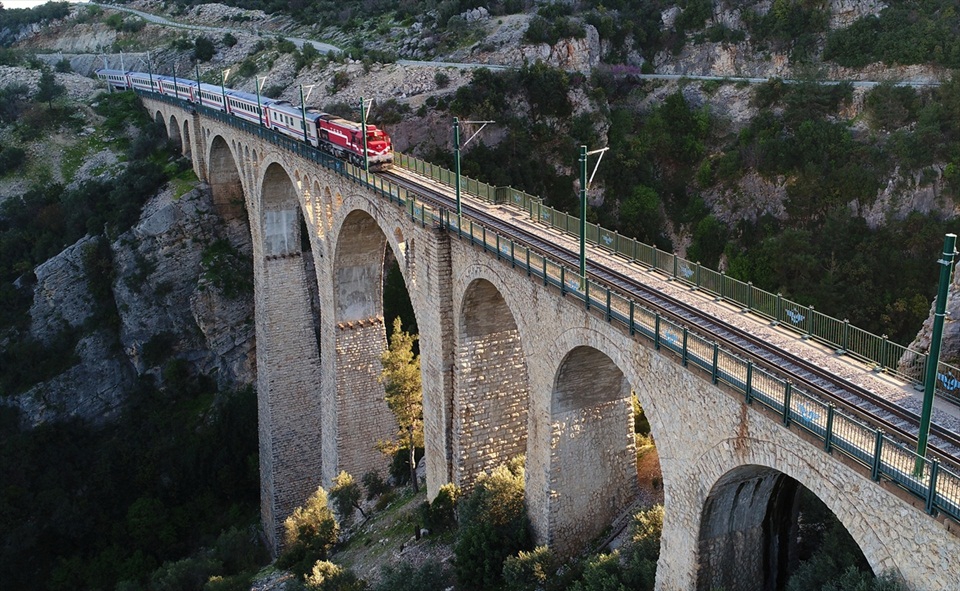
[330,471,365,522]
[0,146,26,175]
[222,33,238,47]
[277,487,340,576]
[194,36,216,62]
[454,456,532,590]
[212,526,267,574]
[570,551,627,591]
[419,482,460,533]
[361,470,390,500]
[373,560,453,591]
[150,555,221,591]
[304,561,367,591]
[435,71,450,89]
[502,546,554,591]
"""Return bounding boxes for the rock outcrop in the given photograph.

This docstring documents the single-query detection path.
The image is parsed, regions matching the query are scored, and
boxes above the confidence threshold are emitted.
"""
[112,184,255,388]
[6,181,255,428]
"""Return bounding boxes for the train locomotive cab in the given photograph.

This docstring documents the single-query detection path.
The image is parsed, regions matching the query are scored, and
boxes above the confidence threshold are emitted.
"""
[364,126,393,171]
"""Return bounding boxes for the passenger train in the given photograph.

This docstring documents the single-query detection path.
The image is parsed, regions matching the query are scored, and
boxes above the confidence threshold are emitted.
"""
[96,68,394,170]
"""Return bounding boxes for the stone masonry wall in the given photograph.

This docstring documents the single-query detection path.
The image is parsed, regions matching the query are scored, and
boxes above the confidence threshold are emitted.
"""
[548,397,637,557]
[454,329,529,490]
[334,320,396,480]
[254,254,323,553]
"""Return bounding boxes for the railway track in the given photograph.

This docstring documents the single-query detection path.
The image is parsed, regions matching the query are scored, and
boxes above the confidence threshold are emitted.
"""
[381,168,960,469]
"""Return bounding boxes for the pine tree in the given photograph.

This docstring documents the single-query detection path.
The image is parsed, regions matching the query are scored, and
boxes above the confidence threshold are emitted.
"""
[35,68,64,108]
[379,317,423,492]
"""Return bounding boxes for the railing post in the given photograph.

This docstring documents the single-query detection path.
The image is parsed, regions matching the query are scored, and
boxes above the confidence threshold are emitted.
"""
[560,266,566,296]
[825,404,835,453]
[805,305,815,339]
[839,319,849,355]
[629,300,635,335]
[511,241,515,268]
[718,272,725,302]
[526,248,531,277]
[695,262,701,290]
[655,313,661,350]
[745,361,754,403]
[774,293,782,326]
[926,459,940,515]
[585,277,590,310]
[711,343,719,384]
[542,256,548,286]
[682,327,689,367]
[871,430,885,481]
[672,255,677,281]
[782,382,793,426]
[496,234,501,260]
[744,281,753,312]
[878,335,889,372]
[606,288,612,322]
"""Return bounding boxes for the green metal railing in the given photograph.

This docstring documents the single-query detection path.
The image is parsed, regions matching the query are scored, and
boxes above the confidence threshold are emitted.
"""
[143,90,960,525]
[392,152,960,405]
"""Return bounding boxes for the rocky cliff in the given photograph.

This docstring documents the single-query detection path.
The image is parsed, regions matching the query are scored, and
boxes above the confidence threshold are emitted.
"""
[8,182,255,428]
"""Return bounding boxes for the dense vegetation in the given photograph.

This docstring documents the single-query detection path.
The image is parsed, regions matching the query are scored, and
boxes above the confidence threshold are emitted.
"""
[441,62,958,345]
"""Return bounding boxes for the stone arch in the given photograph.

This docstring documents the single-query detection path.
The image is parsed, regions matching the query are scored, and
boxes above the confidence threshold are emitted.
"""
[168,114,182,151]
[694,449,892,591]
[327,207,406,482]
[547,344,637,557]
[454,278,530,490]
[207,135,245,219]
[181,119,192,159]
[260,161,303,257]
[154,111,167,136]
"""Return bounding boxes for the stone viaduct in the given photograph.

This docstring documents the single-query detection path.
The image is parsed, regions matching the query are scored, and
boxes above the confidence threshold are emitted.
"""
[142,96,960,590]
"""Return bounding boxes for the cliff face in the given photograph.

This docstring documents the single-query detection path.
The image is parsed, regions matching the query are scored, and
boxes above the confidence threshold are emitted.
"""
[9,183,255,428]
[112,184,255,388]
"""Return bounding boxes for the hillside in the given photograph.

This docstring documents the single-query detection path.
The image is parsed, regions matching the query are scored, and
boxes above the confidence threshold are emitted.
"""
[0,0,957,590]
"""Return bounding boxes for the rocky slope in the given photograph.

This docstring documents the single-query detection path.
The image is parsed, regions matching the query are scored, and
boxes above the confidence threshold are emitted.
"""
[8,180,255,427]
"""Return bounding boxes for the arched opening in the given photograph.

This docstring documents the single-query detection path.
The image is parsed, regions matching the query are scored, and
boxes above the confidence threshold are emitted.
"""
[154,111,167,136]
[255,161,324,553]
[549,346,637,557]
[168,114,182,152]
[330,210,407,483]
[455,278,530,490]
[208,135,244,220]
[182,120,192,160]
[697,466,875,591]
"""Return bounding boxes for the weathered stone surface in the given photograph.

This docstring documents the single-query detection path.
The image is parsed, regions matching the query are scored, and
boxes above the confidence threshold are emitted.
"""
[29,234,98,345]
[13,329,134,428]
[113,184,254,389]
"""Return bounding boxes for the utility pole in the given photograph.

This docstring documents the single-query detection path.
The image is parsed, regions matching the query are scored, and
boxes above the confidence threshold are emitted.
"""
[255,76,266,126]
[220,68,229,112]
[453,117,494,223]
[578,144,609,287]
[360,96,369,172]
[916,233,956,473]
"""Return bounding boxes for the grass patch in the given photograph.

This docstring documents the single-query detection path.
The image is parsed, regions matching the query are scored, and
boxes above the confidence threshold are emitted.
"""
[170,166,199,199]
